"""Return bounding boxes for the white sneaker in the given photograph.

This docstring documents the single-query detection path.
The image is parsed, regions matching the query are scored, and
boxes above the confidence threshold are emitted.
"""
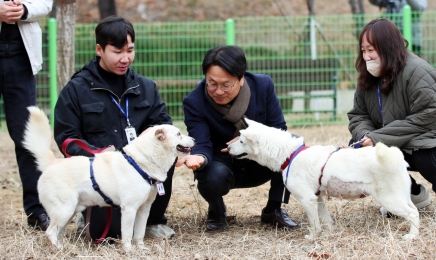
[145,224,175,239]
[379,207,389,217]
[75,213,86,230]
[411,184,432,209]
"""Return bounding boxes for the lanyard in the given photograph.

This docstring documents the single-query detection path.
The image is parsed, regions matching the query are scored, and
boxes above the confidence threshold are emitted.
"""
[110,95,131,127]
[377,81,384,127]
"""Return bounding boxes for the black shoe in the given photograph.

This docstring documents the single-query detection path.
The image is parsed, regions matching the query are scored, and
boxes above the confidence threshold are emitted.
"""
[261,208,300,229]
[28,212,50,231]
[206,210,227,232]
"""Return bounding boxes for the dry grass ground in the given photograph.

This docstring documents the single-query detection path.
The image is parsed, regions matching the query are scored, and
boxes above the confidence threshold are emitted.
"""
[1,123,435,259]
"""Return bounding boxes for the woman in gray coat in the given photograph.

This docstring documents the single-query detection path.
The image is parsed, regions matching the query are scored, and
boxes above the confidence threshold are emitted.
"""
[348,18,436,212]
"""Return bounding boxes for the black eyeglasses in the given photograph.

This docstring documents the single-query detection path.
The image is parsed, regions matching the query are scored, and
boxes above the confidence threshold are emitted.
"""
[206,80,237,92]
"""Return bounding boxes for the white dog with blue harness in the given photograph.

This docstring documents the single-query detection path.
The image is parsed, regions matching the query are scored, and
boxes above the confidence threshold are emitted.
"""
[22,106,195,252]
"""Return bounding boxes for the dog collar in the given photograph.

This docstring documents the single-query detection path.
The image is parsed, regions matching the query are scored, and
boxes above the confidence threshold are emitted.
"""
[124,154,157,185]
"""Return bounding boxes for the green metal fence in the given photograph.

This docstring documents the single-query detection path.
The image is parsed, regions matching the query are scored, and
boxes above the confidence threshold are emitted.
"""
[2,8,436,128]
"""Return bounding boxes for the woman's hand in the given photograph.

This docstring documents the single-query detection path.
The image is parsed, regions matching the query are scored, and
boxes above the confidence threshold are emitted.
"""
[360,135,374,147]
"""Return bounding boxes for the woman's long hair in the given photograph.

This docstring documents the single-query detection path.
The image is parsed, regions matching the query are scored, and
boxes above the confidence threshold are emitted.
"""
[355,18,408,94]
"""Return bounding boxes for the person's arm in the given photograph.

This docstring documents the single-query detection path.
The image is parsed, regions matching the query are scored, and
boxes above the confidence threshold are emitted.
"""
[406,0,427,11]
[0,1,24,23]
[368,0,385,8]
[19,0,52,22]
[347,87,377,142]
[263,75,287,131]
[54,84,102,157]
[177,90,212,171]
[143,82,172,127]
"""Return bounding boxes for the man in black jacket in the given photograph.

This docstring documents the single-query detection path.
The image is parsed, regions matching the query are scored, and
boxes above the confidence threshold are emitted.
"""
[54,16,175,239]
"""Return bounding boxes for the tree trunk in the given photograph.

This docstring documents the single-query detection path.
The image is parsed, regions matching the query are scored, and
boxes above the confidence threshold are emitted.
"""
[98,0,117,20]
[306,0,315,15]
[56,0,76,92]
[349,0,365,39]
[50,0,57,18]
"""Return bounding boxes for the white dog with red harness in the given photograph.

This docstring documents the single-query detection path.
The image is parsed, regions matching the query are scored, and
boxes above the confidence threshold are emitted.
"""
[227,119,419,240]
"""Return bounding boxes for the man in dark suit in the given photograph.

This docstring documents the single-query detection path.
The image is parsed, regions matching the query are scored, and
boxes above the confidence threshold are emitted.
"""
[176,45,300,232]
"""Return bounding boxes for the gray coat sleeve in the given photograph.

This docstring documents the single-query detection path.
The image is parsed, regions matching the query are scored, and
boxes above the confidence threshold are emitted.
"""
[347,87,377,142]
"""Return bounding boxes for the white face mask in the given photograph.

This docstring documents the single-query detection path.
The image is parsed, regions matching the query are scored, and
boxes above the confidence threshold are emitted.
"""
[366,57,381,77]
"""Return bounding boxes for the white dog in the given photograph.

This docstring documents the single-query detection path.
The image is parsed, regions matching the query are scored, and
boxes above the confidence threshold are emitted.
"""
[227,119,419,240]
[23,106,195,251]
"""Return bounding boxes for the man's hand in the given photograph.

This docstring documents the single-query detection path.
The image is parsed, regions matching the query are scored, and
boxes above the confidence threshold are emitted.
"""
[221,136,240,153]
[0,0,24,24]
[176,155,205,171]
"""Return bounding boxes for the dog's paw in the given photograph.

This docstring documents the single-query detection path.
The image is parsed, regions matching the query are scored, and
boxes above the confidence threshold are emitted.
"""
[123,243,132,253]
[325,224,335,234]
[135,243,150,251]
[402,234,416,241]
[305,234,316,240]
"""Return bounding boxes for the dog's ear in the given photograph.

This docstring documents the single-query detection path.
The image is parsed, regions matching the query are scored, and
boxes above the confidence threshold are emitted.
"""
[240,130,261,154]
[240,130,258,144]
[155,128,165,141]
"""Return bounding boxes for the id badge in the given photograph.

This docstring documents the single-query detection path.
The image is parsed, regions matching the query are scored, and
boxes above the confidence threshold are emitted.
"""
[125,126,137,144]
[156,182,165,196]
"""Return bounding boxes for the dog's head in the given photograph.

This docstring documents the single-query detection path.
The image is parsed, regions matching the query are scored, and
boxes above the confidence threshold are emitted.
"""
[228,119,304,172]
[124,125,195,181]
[152,125,195,156]
[228,127,262,160]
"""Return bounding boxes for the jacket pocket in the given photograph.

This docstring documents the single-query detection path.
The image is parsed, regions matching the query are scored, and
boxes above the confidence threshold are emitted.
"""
[135,100,151,109]
[81,102,106,133]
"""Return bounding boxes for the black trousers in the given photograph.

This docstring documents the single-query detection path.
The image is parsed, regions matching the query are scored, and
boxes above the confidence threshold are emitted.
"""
[194,158,290,218]
[0,53,45,217]
[404,148,436,193]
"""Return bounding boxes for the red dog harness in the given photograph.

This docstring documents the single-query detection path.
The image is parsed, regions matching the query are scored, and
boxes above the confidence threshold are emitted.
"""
[315,147,341,195]
[282,146,341,196]
[282,145,309,185]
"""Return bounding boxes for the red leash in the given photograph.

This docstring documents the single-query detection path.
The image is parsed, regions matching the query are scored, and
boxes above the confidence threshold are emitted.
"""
[61,138,106,157]
[62,138,112,244]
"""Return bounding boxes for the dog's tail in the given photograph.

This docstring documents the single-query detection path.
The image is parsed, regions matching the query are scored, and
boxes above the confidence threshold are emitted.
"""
[23,106,56,172]
[375,142,408,172]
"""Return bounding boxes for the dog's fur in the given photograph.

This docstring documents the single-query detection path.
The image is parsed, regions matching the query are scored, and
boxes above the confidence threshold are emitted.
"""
[23,106,195,251]
[228,119,419,240]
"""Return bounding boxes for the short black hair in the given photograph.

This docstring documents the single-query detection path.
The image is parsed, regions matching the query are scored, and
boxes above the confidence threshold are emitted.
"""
[202,45,247,79]
[95,16,135,50]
